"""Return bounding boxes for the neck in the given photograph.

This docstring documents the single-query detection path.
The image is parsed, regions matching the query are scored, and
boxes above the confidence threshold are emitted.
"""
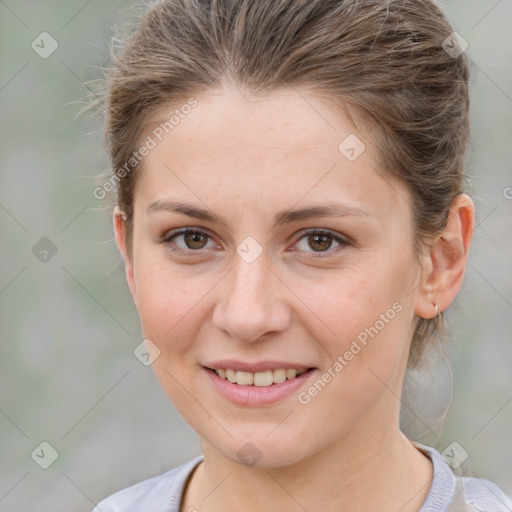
[182,420,433,512]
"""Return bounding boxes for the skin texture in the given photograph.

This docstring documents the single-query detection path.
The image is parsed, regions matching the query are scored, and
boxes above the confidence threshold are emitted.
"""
[114,83,475,512]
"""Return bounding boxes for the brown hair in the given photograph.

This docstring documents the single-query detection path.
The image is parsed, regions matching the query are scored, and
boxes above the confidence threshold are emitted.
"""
[102,0,473,385]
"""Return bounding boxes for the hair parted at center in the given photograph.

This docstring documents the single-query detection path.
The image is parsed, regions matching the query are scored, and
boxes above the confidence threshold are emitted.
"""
[101,0,473,411]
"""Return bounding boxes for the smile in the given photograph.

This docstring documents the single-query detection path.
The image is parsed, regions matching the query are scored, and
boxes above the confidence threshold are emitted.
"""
[212,368,308,386]
[202,365,317,406]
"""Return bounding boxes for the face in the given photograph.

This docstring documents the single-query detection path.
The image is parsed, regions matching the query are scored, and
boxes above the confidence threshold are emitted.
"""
[117,84,428,468]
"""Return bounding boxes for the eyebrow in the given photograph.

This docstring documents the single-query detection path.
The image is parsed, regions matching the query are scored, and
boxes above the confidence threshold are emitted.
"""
[147,200,373,230]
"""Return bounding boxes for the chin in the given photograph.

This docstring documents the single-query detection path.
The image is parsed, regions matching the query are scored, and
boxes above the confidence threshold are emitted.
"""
[205,429,314,469]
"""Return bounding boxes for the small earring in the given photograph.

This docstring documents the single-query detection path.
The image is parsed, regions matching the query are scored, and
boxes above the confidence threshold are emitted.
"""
[434,303,439,314]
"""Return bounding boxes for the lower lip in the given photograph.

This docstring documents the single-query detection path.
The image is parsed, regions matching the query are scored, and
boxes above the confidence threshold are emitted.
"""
[203,367,317,406]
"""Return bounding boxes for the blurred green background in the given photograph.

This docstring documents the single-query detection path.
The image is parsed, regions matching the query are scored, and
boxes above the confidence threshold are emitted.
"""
[1,1,511,510]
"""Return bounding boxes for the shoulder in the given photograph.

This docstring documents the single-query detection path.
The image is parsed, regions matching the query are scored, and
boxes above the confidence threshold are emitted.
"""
[92,455,204,512]
[412,441,511,512]
[460,475,512,512]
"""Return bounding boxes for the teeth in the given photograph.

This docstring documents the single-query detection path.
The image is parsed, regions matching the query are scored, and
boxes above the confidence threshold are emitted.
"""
[214,367,308,386]
[273,368,287,383]
[254,370,273,387]
[236,371,254,385]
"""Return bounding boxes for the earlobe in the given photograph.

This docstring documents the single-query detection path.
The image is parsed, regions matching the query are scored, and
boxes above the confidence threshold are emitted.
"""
[414,194,475,319]
[113,207,138,306]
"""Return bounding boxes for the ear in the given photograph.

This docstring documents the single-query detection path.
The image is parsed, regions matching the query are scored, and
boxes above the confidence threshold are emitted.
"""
[415,194,475,319]
[113,206,138,306]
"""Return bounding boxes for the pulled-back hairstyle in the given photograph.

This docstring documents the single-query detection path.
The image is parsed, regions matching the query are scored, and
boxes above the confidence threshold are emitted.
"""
[101,0,473,421]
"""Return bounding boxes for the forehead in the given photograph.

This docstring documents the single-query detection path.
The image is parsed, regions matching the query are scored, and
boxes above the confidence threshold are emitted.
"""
[135,86,411,225]
[146,86,358,156]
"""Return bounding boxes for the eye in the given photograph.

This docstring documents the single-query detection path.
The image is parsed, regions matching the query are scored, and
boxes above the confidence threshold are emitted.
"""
[292,228,351,257]
[160,228,216,255]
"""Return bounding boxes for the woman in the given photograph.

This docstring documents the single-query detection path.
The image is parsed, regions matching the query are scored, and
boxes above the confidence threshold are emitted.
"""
[94,0,511,510]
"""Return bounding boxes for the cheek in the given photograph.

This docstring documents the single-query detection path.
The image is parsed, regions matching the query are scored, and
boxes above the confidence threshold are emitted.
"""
[301,257,416,412]
[297,256,412,348]
[133,255,207,356]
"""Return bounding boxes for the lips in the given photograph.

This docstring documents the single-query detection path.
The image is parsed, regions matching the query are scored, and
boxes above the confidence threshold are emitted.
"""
[202,364,317,406]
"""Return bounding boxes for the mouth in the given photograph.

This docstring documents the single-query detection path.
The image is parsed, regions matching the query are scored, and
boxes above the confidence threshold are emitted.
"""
[204,367,311,386]
[202,364,317,406]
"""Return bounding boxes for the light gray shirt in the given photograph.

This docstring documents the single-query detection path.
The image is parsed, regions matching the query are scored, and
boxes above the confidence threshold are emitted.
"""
[93,442,511,511]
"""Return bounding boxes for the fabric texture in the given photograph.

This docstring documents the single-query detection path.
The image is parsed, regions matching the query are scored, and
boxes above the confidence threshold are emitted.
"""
[93,442,511,512]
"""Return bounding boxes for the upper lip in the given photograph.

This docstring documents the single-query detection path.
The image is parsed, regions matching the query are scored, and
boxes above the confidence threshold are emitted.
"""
[203,360,314,373]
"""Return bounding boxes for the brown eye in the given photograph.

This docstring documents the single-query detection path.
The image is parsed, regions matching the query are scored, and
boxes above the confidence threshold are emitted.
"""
[182,231,208,250]
[294,229,351,257]
[161,228,214,255]
[307,233,334,252]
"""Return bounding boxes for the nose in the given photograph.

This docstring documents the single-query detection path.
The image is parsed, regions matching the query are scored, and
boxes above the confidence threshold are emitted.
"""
[212,252,291,343]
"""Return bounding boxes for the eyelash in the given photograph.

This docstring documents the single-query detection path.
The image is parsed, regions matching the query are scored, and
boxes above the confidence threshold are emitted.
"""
[158,227,352,258]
